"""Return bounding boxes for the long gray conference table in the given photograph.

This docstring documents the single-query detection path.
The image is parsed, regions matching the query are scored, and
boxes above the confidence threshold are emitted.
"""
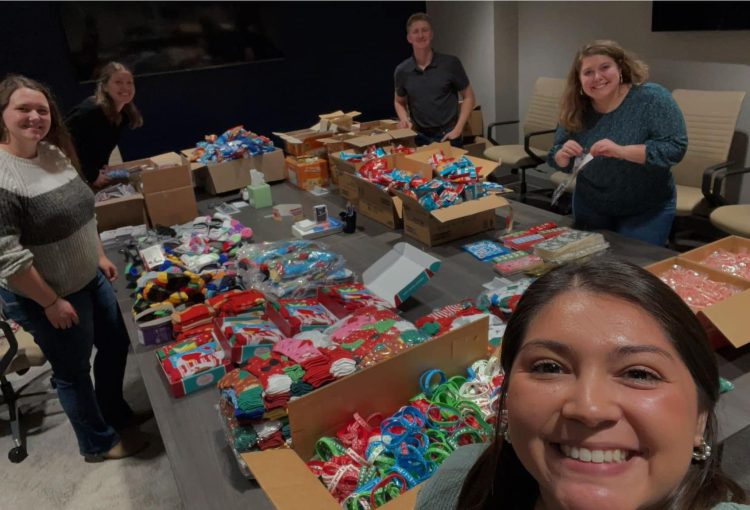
[109,181,749,509]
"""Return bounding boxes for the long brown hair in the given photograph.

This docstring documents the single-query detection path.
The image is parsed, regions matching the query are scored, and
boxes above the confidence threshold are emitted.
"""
[0,74,81,171]
[559,40,649,133]
[94,61,143,128]
[457,258,746,510]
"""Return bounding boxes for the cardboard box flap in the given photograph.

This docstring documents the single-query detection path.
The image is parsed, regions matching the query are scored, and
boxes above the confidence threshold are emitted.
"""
[465,155,501,180]
[362,242,441,307]
[387,128,418,140]
[243,449,338,509]
[148,152,185,167]
[393,195,404,221]
[318,110,361,121]
[287,317,487,459]
[699,291,750,348]
[430,194,510,223]
[346,131,394,148]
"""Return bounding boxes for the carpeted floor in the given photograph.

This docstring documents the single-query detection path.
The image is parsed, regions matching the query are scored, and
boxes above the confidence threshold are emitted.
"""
[0,353,181,510]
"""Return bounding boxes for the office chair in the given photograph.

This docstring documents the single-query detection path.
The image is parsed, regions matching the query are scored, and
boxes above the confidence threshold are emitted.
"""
[483,77,565,202]
[1,320,48,463]
[707,166,750,236]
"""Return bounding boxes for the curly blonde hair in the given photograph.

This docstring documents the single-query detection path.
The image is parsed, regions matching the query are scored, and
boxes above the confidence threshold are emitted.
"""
[559,40,649,133]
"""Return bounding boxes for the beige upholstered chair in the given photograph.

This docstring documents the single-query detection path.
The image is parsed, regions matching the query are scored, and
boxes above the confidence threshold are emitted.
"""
[484,77,565,201]
[1,321,47,463]
[710,204,750,236]
[671,89,746,216]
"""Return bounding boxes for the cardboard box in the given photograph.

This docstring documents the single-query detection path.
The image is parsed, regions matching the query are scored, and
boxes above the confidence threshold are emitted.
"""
[464,136,489,158]
[94,193,146,233]
[361,242,441,307]
[405,142,499,181]
[357,119,400,131]
[285,156,329,191]
[345,128,418,151]
[317,110,361,132]
[461,108,484,138]
[144,185,199,227]
[139,158,192,194]
[353,154,431,229]
[241,318,489,510]
[274,129,334,158]
[678,235,750,283]
[645,256,750,348]
[397,192,510,247]
[182,148,285,194]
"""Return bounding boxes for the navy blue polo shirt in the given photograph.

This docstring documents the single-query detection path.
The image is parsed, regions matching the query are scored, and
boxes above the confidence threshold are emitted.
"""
[394,52,470,135]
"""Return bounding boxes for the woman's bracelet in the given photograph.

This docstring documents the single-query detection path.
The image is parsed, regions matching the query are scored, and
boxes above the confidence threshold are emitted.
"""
[43,296,59,309]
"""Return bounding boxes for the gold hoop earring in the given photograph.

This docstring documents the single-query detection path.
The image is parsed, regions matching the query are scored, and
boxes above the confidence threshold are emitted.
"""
[692,438,712,462]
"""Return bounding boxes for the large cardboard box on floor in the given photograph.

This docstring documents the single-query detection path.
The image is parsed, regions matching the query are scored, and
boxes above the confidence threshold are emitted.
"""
[354,154,432,229]
[94,193,146,233]
[181,148,285,194]
[461,107,484,138]
[396,191,510,247]
[241,317,489,510]
[645,254,750,349]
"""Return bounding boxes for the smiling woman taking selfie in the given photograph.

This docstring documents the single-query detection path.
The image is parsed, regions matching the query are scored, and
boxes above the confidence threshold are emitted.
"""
[547,41,687,247]
[415,258,747,510]
[66,61,143,189]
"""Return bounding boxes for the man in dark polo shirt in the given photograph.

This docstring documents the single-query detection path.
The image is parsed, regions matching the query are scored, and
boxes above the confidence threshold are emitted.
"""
[394,12,476,147]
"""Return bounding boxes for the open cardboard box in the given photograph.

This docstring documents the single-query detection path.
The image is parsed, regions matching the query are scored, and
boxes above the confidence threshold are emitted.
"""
[645,256,750,348]
[354,154,431,229]
[345,128,417,152]
[242,317,489,510]
[396,191,511,247]
[405,142,499,181]
[362,242,441,307]
[144,185,199,228]
[285,156,329,191]
[181,148,285,194]
[95,193,146,233]
[317,110,362,132]
[677,235,750,283]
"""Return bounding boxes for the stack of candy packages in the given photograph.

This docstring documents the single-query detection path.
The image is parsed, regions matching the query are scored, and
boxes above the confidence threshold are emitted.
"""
[306,358,504,508]
[189,125,275,164]
[237,240,352,298]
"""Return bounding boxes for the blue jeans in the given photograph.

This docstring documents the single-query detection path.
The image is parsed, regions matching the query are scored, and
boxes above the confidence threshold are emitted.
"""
[0,271,132,455]
[572,191,676,247]
[415,129,464,148]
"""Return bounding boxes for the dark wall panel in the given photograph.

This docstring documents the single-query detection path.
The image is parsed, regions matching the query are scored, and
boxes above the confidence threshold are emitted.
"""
[0,1,424,160]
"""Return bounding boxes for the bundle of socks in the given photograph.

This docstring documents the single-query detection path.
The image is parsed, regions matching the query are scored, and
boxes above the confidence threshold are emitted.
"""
[415,299,485,337]
[317,282,393,318]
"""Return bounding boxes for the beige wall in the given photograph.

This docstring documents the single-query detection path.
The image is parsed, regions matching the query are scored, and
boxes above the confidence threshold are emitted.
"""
[517,1,750,202]
[428,1,497,136]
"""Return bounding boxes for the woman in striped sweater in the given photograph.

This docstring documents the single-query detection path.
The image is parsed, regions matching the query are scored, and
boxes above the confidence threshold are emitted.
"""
[0,75,149,462]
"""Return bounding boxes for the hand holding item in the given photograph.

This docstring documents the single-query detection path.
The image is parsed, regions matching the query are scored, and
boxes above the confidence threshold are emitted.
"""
[554,140,584,167]
[45,297,80,329]
[589,138,623,159]
[92,170,112,189]
[99,256,119,282]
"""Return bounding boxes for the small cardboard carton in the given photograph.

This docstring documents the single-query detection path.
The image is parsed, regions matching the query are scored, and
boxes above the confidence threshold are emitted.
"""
[157,337,232,398]
[285,156,329,191]
[94,193,146,233]
[354,154,431,229]
[181,148,285,194]
[361,242,441,307]
[144,185,199,228]
[645,256,750,349]
[273,128,335,158]
[396,192,511,247]
[241,318,489,510]
[134,157,192,194]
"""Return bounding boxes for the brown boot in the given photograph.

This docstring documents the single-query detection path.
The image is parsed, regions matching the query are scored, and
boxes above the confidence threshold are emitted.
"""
[84,430,149,463]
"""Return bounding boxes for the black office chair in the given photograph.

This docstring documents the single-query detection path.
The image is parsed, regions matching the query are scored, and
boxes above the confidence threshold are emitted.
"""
[1,320,48,463]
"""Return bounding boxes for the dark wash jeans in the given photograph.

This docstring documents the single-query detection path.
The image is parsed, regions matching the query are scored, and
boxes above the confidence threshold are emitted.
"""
[0,271,132,455]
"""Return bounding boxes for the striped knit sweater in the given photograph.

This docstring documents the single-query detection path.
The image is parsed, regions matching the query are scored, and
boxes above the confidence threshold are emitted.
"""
[0,142,99,298]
